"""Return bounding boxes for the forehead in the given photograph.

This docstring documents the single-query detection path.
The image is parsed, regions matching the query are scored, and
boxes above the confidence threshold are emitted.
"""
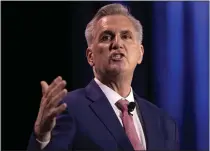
[95,15,136,34]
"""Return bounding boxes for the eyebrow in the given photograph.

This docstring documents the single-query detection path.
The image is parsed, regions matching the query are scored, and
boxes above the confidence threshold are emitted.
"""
[121,30,132,35]
[99,30,114,36]
[99,29,133,37]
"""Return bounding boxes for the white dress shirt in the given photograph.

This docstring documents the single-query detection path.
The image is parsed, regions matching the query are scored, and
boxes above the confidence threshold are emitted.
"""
[94,78,146,149]
[37,78,146,149]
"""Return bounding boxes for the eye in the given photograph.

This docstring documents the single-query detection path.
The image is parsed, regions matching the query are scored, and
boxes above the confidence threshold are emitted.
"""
[101,34,112,42]
[122,34,132,39]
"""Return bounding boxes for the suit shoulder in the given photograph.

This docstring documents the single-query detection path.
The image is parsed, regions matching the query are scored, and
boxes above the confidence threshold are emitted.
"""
[139,97,176,122]
[138,97,161,112]
[62,88,86,104]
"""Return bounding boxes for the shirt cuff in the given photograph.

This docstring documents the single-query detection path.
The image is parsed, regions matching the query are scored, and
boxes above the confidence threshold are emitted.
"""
[36,138,50,149]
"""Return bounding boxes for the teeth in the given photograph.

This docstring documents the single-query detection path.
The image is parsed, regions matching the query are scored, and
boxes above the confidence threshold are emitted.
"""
[113,54,121,59]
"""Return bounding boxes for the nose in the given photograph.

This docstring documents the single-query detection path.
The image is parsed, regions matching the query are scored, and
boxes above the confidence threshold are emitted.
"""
[110,34,123,50]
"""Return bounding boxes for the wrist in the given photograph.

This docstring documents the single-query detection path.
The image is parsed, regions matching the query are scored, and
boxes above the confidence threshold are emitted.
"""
[34,129,51,142]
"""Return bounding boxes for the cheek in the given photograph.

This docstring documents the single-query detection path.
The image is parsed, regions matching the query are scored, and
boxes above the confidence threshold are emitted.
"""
[96,44,109,55]
[94,44,109,62]
[128,46,141,61]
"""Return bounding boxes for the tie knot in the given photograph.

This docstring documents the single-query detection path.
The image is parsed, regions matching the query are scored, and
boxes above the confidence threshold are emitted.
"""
[115,99,129,112]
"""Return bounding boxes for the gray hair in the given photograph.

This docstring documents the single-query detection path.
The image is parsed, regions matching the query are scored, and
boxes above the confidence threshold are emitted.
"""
[85,3,143,46]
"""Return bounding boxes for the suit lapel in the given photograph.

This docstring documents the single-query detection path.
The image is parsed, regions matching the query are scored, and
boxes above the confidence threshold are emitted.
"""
[85,80,134,150]
[134,93,165,150]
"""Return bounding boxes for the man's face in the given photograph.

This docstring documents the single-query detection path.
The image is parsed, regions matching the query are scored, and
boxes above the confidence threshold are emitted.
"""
[87,15,144,77]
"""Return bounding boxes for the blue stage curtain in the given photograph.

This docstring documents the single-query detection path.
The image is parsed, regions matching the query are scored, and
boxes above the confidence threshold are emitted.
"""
[152,1,209,150]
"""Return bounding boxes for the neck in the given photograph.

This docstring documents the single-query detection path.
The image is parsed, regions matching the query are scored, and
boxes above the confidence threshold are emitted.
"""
[96,74,132,97]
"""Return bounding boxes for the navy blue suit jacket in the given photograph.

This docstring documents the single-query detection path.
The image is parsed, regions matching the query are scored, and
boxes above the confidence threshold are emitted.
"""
[27,79,179,151]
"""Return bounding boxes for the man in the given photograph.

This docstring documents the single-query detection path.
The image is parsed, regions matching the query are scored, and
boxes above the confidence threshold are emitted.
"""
[27,3,179,151]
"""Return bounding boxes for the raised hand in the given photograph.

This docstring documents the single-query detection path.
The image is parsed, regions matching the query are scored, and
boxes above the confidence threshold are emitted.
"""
[34,76,68,142]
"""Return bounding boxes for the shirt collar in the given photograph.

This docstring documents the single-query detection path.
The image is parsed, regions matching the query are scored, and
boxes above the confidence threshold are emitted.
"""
[94,78,134,107]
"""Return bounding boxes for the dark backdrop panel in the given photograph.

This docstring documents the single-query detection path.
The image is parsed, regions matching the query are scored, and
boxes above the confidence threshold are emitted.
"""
[2,1,153,149]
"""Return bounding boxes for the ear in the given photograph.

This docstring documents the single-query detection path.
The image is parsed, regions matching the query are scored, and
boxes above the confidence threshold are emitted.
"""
[86,47,95,67]
[137,45,144,64]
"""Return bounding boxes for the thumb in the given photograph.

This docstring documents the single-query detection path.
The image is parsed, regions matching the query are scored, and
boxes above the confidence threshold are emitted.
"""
[40,81,48,95]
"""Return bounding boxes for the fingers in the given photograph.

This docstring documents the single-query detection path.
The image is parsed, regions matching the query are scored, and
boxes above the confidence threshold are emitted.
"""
[49,103,67,118]
[48,89,68,108]
[41,76,67,108]
[36,76,68,137]
[47,80,67,99]
[56,103,67,115]
[41,81,48,95]
[44,76,62,98]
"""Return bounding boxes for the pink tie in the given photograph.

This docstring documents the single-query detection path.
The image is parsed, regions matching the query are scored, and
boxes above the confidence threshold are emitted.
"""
[116,99,145,150]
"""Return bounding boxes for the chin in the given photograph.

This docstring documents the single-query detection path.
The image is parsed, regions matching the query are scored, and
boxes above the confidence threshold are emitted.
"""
[107,66,127,76]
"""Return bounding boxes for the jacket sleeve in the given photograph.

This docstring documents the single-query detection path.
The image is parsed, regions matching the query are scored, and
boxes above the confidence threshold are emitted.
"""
[27,107,76,151]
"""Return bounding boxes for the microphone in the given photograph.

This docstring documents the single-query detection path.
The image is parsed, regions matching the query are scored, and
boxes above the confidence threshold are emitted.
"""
[128,102,136,116]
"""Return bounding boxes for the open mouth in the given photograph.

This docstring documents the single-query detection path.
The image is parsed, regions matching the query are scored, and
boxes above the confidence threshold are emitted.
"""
[110,53,125,61]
